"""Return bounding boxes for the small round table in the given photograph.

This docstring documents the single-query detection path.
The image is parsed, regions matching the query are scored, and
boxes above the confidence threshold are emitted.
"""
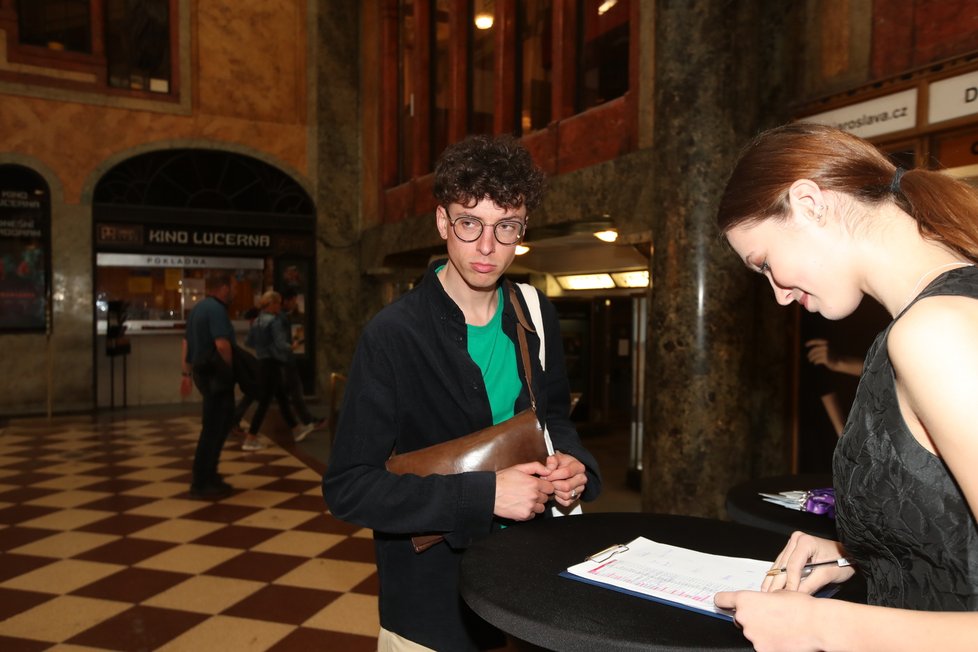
[460,512,863,652]
[724,473,837,539]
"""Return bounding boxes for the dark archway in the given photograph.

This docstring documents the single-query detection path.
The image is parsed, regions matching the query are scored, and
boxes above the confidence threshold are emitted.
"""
[93,149,314,214]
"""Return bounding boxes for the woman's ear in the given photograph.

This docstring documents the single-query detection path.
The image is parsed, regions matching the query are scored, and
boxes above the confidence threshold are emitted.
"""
[787,179,827,225]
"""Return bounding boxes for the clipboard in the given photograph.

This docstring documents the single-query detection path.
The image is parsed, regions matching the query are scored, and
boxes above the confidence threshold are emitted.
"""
[561,537,764,620]
[561,536,841,621]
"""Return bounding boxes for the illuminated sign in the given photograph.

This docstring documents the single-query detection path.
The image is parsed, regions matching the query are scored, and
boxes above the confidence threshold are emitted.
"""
[929,70,978,125]
[803,89,917,138]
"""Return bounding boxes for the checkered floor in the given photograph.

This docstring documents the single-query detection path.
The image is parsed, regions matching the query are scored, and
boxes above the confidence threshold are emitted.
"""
[0,411,379,651]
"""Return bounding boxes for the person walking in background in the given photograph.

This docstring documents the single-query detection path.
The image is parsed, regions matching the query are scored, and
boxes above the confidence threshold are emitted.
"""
[278,288,325,434]
[243,290,312,451]
[324,134,602,651]
[714,121,978,650]
[180,274,236,499]
[230,304,261,443]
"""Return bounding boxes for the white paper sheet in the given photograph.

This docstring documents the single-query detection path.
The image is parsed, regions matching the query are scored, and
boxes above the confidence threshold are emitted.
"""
[563,536,771,619]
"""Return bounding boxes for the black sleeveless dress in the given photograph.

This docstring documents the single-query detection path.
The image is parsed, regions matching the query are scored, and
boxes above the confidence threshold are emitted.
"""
[834,266,978,610]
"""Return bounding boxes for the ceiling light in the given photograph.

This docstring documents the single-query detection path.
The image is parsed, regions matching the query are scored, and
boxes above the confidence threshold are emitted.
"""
[515,244,530,256]
[597,0,618,16]
[593,229,618,243]
[556,273,615,291]
[474,12,493,29]
[611,270,650,288]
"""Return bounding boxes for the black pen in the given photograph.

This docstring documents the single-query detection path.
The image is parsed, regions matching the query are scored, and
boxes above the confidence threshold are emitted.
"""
[765,558,851,578]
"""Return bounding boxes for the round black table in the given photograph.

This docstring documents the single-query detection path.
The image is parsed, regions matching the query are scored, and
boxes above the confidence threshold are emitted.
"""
[725,473,837,539]
[460,512,863,652]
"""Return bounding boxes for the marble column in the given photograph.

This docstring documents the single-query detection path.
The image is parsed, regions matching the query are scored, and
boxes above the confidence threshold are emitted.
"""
[314,1,363,397]
[643,1,800,517]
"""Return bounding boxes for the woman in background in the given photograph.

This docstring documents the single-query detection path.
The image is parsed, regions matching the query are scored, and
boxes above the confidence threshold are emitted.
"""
[713,122,978,651]
[242,290,300,451]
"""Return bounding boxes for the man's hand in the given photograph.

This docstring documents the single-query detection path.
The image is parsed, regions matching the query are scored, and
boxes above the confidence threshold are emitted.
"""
[180,339,192,398]
[215,338,232,366]
[540,451,587,506]
[494,462,554,521]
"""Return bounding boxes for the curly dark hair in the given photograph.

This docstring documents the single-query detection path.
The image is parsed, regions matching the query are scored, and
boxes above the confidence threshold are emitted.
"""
[433,134,546,211]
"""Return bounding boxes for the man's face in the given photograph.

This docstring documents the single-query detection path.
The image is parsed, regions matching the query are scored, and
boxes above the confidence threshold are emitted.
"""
[436,198,527,293]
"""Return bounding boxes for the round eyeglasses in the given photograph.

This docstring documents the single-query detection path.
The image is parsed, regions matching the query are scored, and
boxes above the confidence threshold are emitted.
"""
[447,214,527,245]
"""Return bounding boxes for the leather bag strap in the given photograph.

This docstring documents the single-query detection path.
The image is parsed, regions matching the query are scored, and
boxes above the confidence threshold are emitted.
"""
[507,282,537,412]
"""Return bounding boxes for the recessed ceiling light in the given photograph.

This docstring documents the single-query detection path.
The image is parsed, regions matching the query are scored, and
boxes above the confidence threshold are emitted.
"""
[611,270,649,288]
[556,274,616,290]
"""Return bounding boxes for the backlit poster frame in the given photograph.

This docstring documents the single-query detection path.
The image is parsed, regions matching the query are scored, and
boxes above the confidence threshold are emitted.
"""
[0,165,51,333]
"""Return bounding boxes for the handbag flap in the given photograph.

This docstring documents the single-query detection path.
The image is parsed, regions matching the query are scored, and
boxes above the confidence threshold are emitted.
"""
[386,408,546,476]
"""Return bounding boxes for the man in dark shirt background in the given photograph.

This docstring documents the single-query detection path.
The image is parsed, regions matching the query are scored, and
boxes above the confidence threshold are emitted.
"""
[181,274,236,499]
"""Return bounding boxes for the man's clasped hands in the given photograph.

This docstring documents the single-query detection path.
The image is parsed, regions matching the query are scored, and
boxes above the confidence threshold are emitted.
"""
[493,452,588,521]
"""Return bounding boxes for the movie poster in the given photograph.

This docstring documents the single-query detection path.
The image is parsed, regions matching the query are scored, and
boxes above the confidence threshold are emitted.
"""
[0,166,50,332]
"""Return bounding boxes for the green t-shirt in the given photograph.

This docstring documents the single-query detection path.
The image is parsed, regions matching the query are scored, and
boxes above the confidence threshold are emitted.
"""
[467,287,521,425]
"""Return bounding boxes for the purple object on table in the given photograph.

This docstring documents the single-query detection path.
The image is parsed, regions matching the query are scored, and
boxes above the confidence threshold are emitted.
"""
[804,488,835,519]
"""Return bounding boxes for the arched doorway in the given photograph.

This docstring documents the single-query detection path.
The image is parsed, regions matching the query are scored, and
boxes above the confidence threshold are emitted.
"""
[92,149,316,408]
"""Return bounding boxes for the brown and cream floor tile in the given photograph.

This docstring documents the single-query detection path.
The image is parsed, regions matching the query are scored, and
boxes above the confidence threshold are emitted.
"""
[0,407,641,651]
[0,408,378,651]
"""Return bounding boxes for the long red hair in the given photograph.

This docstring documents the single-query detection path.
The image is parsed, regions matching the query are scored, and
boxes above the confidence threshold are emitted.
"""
[716,122,978,262]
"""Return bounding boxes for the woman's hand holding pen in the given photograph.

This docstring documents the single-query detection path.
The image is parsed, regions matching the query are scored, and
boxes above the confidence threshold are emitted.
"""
[762,530,854,594]
[714,531,852,652]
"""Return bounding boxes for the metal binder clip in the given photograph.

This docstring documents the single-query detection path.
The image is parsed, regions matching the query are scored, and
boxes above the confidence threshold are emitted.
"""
[586,543,629,563]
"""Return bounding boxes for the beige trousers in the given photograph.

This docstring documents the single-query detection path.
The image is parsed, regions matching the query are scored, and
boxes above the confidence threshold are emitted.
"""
[377,627,436,652]
[377,626,522,651]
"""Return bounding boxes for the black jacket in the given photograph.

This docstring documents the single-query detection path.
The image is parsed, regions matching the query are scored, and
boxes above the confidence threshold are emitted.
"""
[323,260,602,651]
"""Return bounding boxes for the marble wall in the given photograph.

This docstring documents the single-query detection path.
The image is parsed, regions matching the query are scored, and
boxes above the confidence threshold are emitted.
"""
[312,1,364,394]
[642,1,800,517]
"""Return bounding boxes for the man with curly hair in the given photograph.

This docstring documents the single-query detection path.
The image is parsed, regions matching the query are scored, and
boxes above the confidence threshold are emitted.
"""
[324,134,602,651]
